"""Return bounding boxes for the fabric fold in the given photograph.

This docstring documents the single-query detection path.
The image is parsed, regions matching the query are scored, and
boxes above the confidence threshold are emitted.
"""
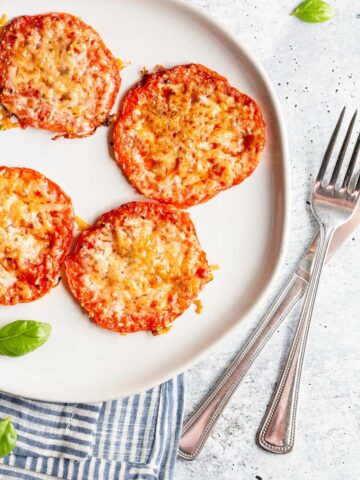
[0,375,185,480]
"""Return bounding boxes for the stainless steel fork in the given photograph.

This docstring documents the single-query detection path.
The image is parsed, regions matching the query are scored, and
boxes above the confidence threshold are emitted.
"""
[257,108,360,453]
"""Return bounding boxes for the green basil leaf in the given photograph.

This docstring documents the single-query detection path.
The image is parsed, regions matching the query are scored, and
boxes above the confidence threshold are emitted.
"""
[291,0,334,23]
[0,417,17,458]
[0,320,51,357]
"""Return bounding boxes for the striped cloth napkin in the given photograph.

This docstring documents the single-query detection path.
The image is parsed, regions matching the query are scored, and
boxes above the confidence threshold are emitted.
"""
[0,375,184,480]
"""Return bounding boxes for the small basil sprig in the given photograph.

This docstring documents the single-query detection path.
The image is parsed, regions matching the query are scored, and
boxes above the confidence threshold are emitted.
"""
[0,417,17,458]
[291,0,334,23]
[0,320,51,357]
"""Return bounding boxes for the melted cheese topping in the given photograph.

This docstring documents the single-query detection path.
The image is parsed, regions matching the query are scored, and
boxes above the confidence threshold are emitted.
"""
[66,204,211,333]
[0,14,119,135]
[0,167,73,303]
[115,64,265,206]
[80,218,204,318]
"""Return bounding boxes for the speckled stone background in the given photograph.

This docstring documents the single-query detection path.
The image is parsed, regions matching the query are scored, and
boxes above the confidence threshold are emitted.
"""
[176,1,360,479]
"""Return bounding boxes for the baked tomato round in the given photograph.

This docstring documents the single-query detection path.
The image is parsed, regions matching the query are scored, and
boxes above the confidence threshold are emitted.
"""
[64,202,211,334]
[0,13,120,137]
[113,64,265,208]
[0,167,74,304]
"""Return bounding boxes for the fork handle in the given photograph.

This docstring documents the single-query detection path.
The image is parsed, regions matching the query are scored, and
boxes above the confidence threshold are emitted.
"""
[257,225,334,453]
[178,272,307,460]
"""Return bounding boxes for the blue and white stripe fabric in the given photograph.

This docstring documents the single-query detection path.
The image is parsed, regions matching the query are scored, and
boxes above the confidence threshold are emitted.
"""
[0,375,184,480]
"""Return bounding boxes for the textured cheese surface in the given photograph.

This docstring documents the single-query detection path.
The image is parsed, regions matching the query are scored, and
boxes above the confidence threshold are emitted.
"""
[65,202,211,334]
[0,167,74,304]
[114,64,265,207]
[0,13,120,135]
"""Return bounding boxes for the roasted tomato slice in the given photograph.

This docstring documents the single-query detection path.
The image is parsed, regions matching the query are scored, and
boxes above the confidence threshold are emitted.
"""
[0,13,120,137]
[65,202,212,334]
[113,64,265,207]
[0,166,74,304]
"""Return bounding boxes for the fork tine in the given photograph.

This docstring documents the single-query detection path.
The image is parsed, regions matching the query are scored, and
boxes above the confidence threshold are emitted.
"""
[352,134,360,192]
[343,131,360,189]
[330,110,357,185]
[316,107,346,183]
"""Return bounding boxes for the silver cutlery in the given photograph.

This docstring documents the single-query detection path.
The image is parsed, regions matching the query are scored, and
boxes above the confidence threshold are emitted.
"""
[257,108,360,453]
[178,109,360,461]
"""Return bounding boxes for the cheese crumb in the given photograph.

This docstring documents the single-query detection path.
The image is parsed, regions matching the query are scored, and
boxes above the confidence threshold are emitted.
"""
[140,66,149,77]
[0,105,19,131]
[193,299,203,314]
[152,325,172,336]
[210,264,220,271]
[116,58,131,71]
[75,215,90,232]
[0,14,7,30]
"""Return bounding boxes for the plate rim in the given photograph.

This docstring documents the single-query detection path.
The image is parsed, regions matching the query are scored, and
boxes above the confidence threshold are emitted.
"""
[0,0,290,402]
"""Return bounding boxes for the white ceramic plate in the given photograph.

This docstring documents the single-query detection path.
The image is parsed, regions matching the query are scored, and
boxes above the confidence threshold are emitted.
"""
[0,0,289,402]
